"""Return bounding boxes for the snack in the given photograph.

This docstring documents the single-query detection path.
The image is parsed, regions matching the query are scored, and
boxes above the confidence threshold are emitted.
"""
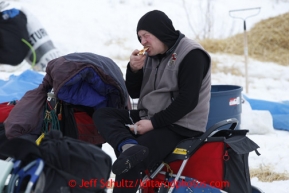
[125,124,137,135]
[138,47,148,55]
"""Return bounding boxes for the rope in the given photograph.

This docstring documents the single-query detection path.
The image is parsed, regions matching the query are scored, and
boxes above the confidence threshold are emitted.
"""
[21,38,37,68]
[163,162,173,176]
[42,101,60,133]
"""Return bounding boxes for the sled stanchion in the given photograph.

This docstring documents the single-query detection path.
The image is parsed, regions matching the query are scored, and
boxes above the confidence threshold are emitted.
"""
[229,7,261,94]
[168,159,188,193]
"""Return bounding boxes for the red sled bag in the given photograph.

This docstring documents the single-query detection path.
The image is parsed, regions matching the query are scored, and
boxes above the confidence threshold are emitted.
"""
[0,102,15,123]
[142,122,260,193]
[0,101,16,159]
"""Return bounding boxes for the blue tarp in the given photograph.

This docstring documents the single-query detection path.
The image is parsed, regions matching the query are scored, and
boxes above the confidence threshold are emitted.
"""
[244,95,289,131]
[0,70,44,103]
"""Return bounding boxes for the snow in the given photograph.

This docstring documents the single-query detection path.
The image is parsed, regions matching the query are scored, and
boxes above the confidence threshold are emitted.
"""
[1,0,289,192]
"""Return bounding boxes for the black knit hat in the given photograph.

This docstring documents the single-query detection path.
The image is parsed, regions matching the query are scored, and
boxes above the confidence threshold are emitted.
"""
[137,10,179,49]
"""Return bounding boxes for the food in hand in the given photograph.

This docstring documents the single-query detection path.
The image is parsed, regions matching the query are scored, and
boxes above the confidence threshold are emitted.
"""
[138,47,148,55]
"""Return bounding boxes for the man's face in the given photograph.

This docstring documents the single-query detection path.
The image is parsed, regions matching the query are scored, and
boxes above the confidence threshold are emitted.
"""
[137,30,168,56]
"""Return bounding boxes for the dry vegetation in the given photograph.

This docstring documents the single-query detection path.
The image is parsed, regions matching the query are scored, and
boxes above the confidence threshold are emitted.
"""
[200,12,289,66]
[250,165,289,182]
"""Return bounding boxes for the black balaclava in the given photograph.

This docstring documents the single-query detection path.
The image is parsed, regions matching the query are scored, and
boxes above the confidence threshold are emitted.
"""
[136,10,179,49]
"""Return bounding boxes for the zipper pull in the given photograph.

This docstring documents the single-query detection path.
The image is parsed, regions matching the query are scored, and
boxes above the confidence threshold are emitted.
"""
[223,150,230,161]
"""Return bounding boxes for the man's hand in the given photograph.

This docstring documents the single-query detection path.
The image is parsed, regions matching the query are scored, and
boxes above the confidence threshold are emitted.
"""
[129,120,153,135]
[129,49,146,72]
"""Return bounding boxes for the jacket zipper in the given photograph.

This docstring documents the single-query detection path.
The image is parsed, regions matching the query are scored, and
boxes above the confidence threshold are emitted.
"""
[154,60,161,90]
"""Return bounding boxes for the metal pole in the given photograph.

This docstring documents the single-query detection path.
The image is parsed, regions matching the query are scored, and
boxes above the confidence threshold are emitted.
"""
[243,20,249,93]
[229,7,261,94]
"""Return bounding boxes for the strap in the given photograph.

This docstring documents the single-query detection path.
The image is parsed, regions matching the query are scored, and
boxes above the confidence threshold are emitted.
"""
[255,149,261,156]
[35,133,45,146]
[60,102,78,139]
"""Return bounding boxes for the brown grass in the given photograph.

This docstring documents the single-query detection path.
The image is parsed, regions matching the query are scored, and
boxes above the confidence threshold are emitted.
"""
[200,12,289,66]
[250,165,289,182]
[209,57,243,76]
